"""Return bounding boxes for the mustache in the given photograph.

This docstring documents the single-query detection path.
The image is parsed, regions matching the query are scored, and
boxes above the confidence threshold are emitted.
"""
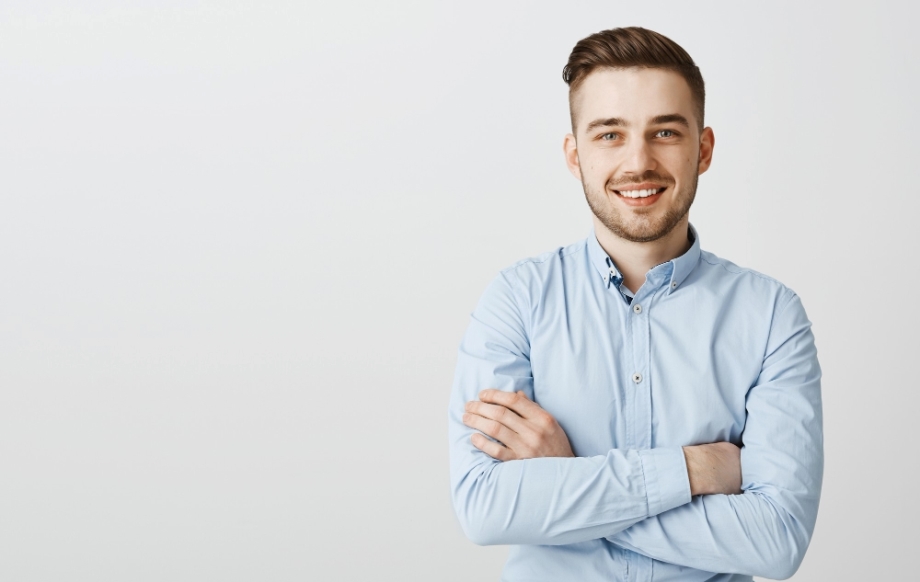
[607,171,675,188]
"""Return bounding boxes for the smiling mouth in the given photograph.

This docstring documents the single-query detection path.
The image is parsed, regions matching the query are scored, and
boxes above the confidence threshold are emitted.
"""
[614,187,667,199]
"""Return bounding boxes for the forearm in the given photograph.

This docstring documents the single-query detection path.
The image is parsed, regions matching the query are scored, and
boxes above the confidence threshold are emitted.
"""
[451,442,691,546]
[608,488,818,579]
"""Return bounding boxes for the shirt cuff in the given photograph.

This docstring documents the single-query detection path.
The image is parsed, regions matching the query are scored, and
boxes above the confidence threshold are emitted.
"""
[638,447,692,517]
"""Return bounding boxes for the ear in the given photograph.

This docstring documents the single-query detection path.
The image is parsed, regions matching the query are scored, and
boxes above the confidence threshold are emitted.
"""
[698,127,715,175]
[563,133,582,180]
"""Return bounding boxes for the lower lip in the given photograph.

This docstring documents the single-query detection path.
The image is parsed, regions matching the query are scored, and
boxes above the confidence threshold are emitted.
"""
[615,189,664,206]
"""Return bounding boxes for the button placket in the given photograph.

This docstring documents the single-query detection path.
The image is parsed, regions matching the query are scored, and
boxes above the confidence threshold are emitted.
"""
[630,285,655,450]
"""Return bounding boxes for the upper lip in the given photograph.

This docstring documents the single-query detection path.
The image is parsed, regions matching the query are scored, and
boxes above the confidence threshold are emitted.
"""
[613,183,667,192]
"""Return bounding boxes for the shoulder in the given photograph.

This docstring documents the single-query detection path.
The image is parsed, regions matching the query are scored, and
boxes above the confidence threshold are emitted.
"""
[498,239,587,284]
[696,249,799,311]
[476,239,587,315]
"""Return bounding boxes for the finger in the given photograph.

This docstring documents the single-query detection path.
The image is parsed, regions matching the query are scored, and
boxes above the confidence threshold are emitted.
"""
[465,400,527,434]
[479,389,544,420]
[462,411,521,450]
[471,432,514,461]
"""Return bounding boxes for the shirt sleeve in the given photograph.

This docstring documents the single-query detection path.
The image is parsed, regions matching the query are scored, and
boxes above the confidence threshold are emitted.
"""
[606,291,823,580]
[448,271,692,546]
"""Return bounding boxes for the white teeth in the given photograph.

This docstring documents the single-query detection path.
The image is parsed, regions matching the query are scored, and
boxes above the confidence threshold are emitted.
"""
[619,188,660,198]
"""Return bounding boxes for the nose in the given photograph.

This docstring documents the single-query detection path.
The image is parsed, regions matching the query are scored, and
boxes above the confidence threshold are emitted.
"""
[620,137,656,176]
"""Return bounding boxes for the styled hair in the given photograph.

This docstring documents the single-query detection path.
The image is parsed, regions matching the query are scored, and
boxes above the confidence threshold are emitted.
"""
[563,27,705,131]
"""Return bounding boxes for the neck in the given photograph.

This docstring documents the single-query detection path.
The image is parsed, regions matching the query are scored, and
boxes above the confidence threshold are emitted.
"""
[594,215,692,294]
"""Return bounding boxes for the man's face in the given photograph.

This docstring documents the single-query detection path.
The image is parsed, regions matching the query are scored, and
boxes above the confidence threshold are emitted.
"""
[564,67,714,243]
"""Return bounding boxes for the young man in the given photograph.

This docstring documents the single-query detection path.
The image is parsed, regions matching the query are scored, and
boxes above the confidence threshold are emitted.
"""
[448,28,823,581]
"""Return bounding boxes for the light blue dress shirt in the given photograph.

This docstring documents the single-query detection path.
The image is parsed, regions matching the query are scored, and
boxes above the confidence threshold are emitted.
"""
[448,225,823,581]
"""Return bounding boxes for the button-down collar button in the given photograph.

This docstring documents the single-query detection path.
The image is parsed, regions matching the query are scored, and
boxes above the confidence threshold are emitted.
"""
[632,372,642,384]
[633,304,642,314]
[671,281,678,289]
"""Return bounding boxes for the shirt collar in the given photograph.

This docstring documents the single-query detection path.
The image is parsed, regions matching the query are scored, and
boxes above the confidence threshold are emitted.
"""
[586,223,702,294]
[668,223,701,293]
[587,229,622,288]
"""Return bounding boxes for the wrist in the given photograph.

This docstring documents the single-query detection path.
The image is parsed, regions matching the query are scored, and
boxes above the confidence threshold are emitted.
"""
[682,445,705,496]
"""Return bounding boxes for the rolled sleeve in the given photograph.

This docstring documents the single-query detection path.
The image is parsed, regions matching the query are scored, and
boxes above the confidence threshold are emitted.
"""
[638,447,692,516]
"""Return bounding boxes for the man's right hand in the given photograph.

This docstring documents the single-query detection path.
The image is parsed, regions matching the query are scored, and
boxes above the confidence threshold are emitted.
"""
[682,442,742,496]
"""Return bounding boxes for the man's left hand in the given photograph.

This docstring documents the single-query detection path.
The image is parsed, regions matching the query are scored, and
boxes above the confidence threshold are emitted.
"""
[462,389,574,461]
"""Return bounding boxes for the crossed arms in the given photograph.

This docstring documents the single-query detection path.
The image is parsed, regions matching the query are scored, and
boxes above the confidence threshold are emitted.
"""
[448,274,823,579]
[464,387,744,493]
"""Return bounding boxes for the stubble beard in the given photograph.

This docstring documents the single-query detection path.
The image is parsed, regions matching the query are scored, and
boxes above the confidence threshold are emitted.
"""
[582,169,698,243]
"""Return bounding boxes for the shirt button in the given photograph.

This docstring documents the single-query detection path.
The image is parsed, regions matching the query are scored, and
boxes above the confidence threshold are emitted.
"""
[632,372,642,384]
[633,303,642,314]
[671,281,678,289]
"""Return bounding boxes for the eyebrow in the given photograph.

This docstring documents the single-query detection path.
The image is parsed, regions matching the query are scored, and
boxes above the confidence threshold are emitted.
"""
[583,113,691,133]
[650,114,690,128]
[584,117,627,133]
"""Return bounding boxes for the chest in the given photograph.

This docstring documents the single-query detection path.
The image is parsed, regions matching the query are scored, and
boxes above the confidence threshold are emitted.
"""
[529,284,767,455]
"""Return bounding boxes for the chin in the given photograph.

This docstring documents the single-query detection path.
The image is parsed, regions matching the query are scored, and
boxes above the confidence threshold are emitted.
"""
[604,212,687,243]
[617,228,671,243]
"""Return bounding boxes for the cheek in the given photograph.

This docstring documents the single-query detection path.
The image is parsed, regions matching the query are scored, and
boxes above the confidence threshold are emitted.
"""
[661,151,695,179]
[584,152,617,177]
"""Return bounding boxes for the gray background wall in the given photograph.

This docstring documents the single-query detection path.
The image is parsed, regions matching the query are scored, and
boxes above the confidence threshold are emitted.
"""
[1,1,916,580]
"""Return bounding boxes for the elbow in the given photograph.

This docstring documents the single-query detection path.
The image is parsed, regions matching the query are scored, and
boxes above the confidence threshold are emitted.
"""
[452,498,506,546]
[758,555,802,581]
[451,466,515,546]
[747,497,812,580]
[457,516,503,546]
[749,529,808,580]
[452,486,509,546]
[770,531,812,580]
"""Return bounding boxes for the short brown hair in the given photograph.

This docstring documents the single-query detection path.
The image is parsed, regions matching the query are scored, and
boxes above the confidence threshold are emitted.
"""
[563,27,705,131]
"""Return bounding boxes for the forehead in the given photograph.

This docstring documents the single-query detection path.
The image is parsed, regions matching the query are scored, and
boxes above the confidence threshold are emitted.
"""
[571,67,696,133]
